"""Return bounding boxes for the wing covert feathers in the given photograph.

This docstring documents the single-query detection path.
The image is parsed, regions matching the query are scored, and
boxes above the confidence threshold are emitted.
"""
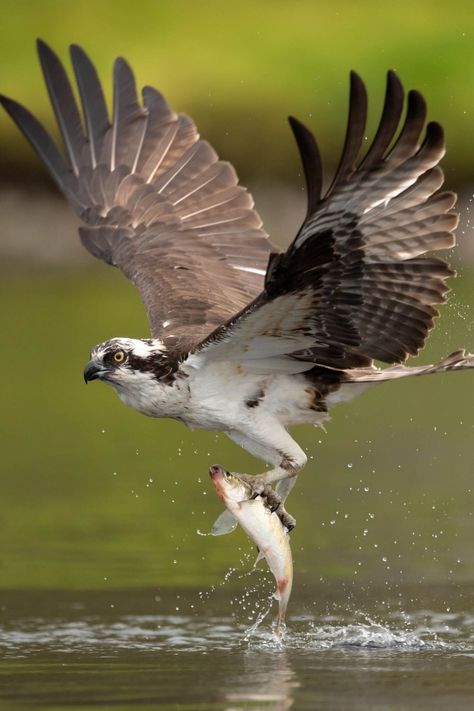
[0,40,271,348]
[201,71,457,370]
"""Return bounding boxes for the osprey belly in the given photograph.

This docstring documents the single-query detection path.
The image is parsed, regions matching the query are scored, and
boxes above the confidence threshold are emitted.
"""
[182,360,271,430]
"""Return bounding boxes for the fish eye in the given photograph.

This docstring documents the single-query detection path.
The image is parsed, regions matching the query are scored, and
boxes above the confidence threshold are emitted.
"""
[113,350,125,363]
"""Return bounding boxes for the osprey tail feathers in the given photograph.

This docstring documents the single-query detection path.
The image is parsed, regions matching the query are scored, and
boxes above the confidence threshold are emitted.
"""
[344,350,474,384]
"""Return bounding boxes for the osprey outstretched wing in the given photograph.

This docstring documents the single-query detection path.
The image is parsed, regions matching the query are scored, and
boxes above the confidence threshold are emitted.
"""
[1,45,456,369]
[195,72,456,371]
[1,40,272,352]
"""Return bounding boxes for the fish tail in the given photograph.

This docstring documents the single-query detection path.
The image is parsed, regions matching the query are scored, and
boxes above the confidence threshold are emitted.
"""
[273,576,290,636]
[274,602,287,638]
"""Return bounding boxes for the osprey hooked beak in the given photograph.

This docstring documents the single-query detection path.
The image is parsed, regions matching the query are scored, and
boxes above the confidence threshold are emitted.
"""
[83,359,108,383]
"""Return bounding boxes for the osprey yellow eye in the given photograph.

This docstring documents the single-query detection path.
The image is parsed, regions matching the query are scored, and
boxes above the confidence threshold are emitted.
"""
[113,350,125,363]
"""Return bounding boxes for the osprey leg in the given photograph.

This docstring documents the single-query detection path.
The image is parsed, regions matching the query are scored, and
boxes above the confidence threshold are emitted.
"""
[226,424,307,519]
[209,423,305,535]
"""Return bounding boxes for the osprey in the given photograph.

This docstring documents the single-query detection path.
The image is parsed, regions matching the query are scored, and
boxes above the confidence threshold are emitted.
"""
[2,41,472,533]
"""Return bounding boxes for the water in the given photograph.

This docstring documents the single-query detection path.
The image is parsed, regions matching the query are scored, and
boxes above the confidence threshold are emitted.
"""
[2,585,474,710]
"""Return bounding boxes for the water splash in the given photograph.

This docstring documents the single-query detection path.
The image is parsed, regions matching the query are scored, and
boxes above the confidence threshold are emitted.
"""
[2,607,474,658]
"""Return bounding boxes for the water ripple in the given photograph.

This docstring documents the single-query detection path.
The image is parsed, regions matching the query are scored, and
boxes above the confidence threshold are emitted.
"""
[2,608,473,657]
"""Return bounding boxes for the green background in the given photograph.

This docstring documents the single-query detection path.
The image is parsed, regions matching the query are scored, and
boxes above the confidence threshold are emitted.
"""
[1,0,474,185]
[0,0,473,591]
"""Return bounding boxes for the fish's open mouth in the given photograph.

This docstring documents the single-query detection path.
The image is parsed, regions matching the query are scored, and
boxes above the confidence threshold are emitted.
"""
[209,465,227,502]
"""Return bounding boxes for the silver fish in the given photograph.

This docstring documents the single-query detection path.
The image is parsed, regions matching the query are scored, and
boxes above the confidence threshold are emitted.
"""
[209,465,293,636]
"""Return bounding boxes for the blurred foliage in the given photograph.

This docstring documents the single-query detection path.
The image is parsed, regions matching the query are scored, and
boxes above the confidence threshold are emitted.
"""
[0,0,474,185]
[0,268,473,589]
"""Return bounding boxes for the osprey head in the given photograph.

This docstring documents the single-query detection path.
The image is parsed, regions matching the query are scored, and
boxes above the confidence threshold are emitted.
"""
[83,337,171,386]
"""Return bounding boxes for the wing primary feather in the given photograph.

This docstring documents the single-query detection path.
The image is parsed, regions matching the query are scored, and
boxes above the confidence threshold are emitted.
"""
[0,95,67,186]
[419,120,445,156]
[136,86,178,177]
[359,70,404,170]
[36,39,85,176]
[0,94,84,212]
[111,57,142,171]
[388,89,427,162]
[69,44,109,169]
[326,71,368,195]
[131,109,147,174]
[288,115,322,217]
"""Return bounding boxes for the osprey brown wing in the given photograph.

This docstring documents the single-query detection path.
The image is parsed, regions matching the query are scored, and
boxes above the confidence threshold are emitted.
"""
[197,72,457,370]
[278,71,457,366]
[0,41,273,348]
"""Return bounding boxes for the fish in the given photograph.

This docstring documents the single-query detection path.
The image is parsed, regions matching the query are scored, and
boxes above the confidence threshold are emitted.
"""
[209,465,293,636]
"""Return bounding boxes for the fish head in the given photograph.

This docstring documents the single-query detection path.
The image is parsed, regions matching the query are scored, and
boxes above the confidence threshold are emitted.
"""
[209,465,249,505]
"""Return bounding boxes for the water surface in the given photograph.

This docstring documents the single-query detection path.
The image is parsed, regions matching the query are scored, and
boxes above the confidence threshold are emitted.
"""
[2,585,474,710]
